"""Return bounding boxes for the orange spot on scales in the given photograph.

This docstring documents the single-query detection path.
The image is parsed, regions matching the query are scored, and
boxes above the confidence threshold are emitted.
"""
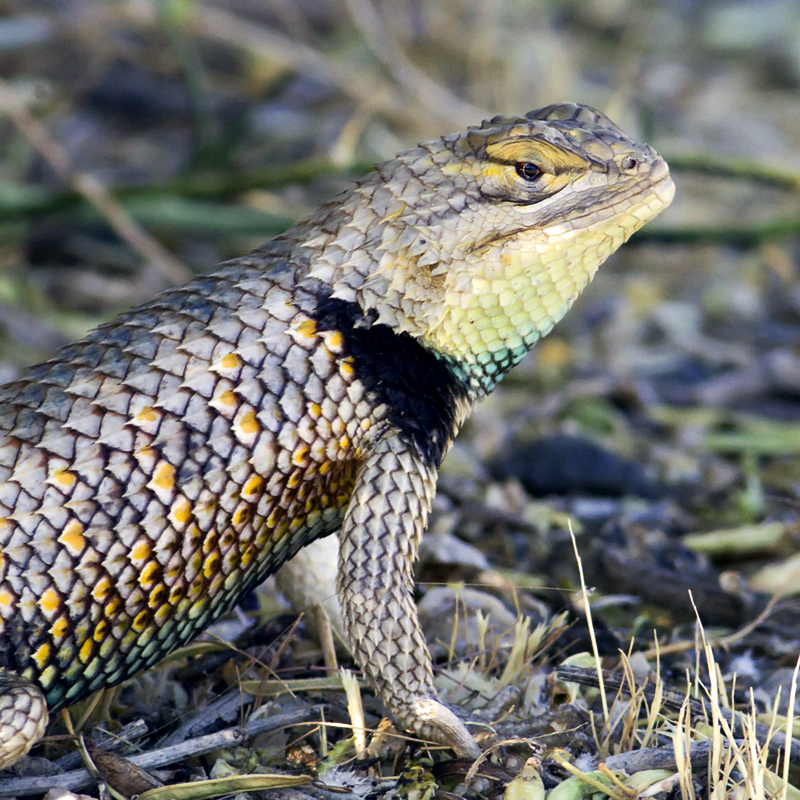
[33,644,50,668]
[324,331,344,351]
[243,475,264,496]
[202,530,218,553]
[106,597,122,616]
[296,319,317,337]
[149,585,166,608]
[92,578,112,603]
[233,506,250,526]
[93,620,107,641]
[168,586,183,604]
[131,541,151,561]
[292,445,310,466]
[38,588,60,613]
[51,617,68,639]
[135,407,159,423]
[221,353,241,369]
[170,497,192,525]
[237,411,259,434]
[79,639,93,663]
[139,561,160,588]
[151,462,175,490]
[59,520,85,554]
[51,467,76,487]
[218,390,236,407]
[203,553,220,577]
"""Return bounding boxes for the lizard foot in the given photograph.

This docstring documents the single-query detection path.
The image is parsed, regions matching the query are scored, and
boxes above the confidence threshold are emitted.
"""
[0,670,48,769]
[410,696,481,759]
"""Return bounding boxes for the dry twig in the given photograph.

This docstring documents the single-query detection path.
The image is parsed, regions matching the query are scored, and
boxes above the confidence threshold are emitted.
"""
[0,78,191,285]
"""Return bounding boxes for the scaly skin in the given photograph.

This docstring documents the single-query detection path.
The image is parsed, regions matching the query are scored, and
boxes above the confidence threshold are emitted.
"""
[0,103,674,766]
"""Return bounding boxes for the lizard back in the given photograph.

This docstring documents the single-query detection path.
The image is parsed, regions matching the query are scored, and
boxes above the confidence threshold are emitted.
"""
[0,244,468,710]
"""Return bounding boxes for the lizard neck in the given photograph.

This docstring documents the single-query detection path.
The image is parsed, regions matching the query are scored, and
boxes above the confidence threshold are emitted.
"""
[277,123,673,399]
[288,172,633,398]
[420,212,631,396]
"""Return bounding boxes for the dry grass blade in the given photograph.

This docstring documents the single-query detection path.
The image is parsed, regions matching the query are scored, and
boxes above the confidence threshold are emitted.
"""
[341,0,486,128]
[0,78,190,285]
[188,2,428,127]
[313,603,339,674]
[136,772,312,800]
[641,637,664,750]
[556,664,800,769]
[783,655,800,799]
[557,592,800,798]
[497,616,532,690]
[673,697,696,800]
[238,676,346,695]
[568,521,609,726]
[340,667,367,755]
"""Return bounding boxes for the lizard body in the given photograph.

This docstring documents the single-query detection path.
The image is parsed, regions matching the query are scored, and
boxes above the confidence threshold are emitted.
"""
[0,103,674,766]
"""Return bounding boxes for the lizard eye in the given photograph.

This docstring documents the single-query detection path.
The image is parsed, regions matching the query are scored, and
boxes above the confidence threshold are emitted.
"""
[515,162,542,181]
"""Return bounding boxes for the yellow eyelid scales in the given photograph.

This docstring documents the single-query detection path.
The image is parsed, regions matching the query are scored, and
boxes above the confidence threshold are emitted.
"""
[484,137,591,172]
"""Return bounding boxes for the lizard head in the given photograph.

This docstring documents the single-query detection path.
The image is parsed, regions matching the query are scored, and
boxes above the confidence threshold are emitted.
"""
[305,103,675,395]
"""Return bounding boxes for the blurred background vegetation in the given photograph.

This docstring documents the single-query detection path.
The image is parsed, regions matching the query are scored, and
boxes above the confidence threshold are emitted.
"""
[0,0,798,361]
[1,0,800,599]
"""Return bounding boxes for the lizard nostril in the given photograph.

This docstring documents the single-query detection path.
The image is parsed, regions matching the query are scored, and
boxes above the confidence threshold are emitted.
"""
[622,155,639,170]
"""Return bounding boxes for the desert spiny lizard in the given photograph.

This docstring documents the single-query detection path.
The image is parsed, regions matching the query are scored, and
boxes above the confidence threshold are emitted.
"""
[0,103,674,766]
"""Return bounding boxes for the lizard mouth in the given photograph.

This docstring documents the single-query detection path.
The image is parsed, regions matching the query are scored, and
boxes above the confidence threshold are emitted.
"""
[467,166,674,256]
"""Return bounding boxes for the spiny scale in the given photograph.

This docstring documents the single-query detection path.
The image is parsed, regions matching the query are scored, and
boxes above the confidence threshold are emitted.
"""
[0,263,370,704]
[0,103,674,767]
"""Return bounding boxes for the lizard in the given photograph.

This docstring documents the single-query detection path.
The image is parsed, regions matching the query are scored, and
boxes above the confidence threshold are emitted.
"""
[0,102,674,767]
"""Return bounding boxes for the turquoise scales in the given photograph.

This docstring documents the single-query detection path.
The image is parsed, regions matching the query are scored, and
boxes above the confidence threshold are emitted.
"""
[0,103,674,766]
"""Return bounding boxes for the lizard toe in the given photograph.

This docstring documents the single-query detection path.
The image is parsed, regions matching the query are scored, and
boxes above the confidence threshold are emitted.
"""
[0,670,48,769]
[410,696,481,759]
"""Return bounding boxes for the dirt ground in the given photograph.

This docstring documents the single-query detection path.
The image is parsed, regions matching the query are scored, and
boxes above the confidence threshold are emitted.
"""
[0,1,799,798]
